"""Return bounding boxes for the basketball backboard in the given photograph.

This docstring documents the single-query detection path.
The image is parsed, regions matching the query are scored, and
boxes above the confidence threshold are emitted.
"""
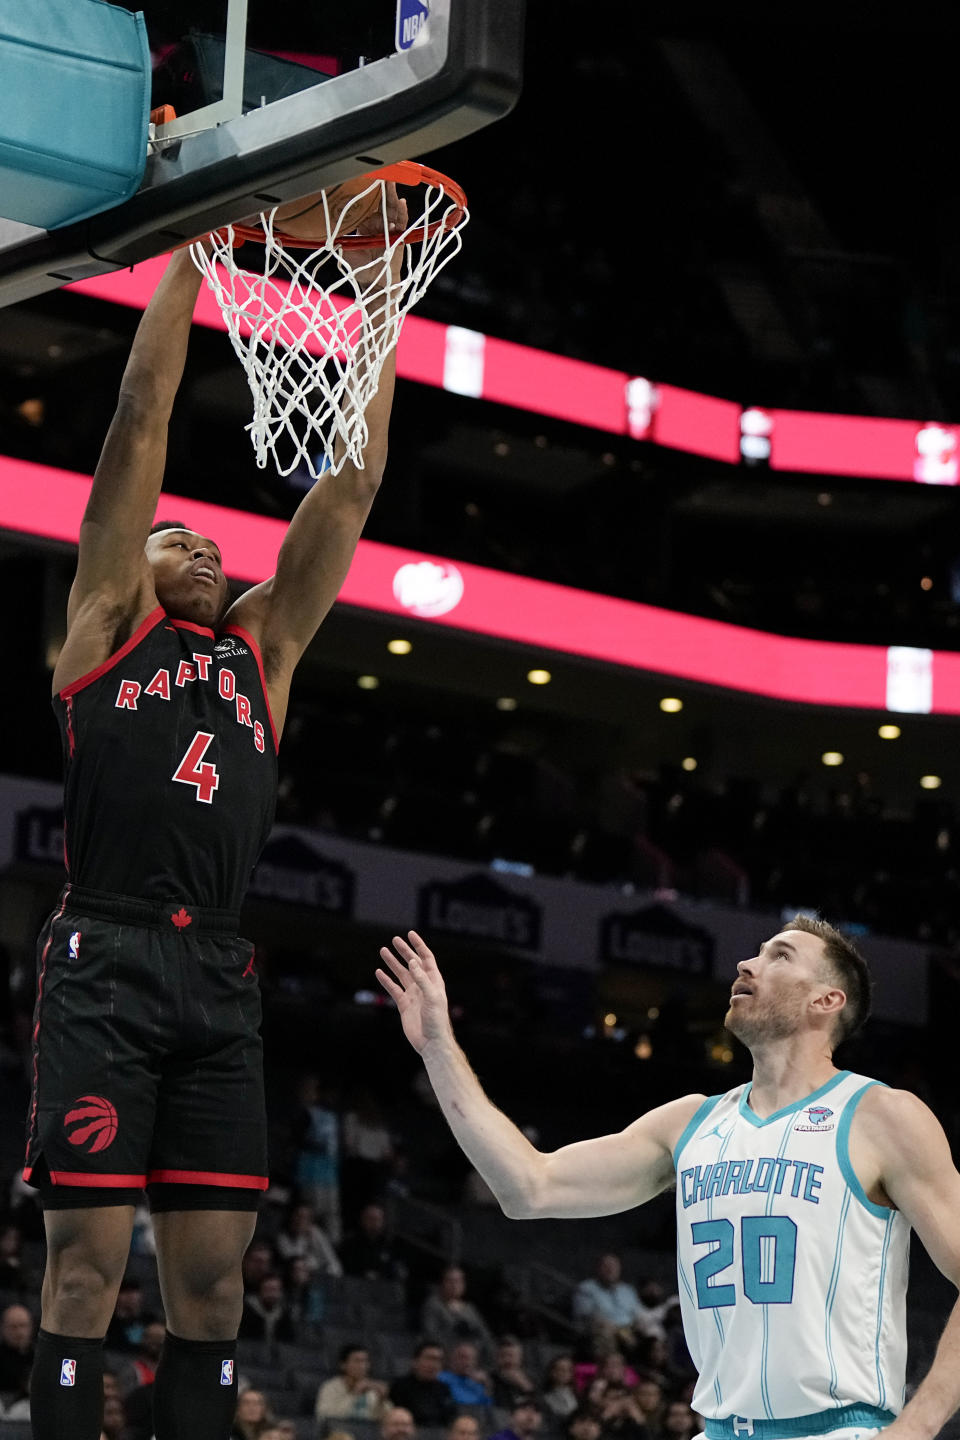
[0,0,523,305]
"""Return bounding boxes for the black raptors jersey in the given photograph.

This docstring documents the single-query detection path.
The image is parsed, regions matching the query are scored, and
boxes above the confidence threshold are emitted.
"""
[55,607,278,912]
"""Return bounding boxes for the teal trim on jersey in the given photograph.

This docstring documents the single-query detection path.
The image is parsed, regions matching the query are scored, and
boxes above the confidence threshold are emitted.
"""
[874,1211,894,1408]
[738,1071,851,1129]
[673,1093,724,1167]
[703,1403,896,1440]
[835,1081,891,1219]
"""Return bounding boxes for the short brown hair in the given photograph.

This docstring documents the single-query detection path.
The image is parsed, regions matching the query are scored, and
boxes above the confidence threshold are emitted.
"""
[784,914,871,1046]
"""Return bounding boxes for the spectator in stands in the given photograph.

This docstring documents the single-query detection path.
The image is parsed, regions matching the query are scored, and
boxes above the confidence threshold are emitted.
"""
[595,1347,641,1393]
[567,1411,602,1440]
[339,1200,408,1281]
[342,1088,396,1214]
[315,1342,391,1422]
[662,1402,700,1440]
[448,1415,482,1440]
[389,1340,457,1425]
[101,1391,128,1440]
[490,1334,538,1409]
[285,1253,326,1329]
[488,1395,544,1440]
[105,1275,152,1353]
[573,1255,652,1359]
[292,1072,343,1243]
[632,1282,678,1344]
[632,1379,664,1436]
[421,1265,496,1365]
[276,1199,343,1278]
[438,1339,493,1407]
[242,1238,278,1294]
[661,1304,694,1386]
[381,1404,417,1440]
[239,1271,299,1345]
[0,1220,30,1295]
[269,1423,298,1440]
[7,1171,43,1243]
[129,1199,156,1259]
[0,1301,35,1413]
[231,1387,275,1440]
[115,1316,165,1394]
[595,1383,651,1440]
[541,1354,578,1423]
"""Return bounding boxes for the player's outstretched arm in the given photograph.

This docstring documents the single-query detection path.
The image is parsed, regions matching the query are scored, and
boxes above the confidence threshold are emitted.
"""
[376,932,701,1220]
[67,249,205,629]
[861,1088,960,1440]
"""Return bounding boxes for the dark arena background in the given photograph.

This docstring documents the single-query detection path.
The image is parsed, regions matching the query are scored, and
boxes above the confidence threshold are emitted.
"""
[2,2,960,1437]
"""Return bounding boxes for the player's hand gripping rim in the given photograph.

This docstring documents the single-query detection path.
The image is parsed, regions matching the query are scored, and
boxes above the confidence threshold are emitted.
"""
[376,931,450,1055]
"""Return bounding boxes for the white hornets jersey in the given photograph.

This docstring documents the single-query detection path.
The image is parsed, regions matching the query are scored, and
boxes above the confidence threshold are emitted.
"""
[674,1071,909,1440]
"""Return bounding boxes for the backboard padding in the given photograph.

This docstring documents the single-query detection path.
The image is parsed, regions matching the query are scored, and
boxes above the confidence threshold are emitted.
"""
[0,0,523,306]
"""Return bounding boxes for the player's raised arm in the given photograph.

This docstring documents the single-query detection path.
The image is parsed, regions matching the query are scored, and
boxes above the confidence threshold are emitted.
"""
[376,932,702,1220]
[66,248,205,629]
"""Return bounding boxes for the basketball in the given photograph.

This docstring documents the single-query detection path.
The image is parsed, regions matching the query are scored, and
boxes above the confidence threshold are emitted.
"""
[268,172,388,243]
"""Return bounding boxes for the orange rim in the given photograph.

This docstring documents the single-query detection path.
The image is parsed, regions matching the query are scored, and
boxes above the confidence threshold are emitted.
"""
[227,161,468,250]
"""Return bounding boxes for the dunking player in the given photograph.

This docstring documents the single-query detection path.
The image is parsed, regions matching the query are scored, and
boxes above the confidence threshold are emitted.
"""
[378,918,960,1440]
[25,194,405,1440]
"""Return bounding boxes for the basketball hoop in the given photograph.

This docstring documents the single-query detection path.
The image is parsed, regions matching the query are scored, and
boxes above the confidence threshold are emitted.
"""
[189,161,469,478]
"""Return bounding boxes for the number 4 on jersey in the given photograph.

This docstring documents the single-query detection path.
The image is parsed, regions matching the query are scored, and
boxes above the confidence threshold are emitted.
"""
[173,731,220,804]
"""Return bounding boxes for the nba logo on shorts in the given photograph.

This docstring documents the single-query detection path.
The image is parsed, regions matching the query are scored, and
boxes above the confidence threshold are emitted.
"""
[221,1359,234,1386]
[68,930,81,959]
[60,1357,76,1386]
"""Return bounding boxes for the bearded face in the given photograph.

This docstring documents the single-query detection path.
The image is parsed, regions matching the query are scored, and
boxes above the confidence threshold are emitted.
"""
[724,931,844,1048]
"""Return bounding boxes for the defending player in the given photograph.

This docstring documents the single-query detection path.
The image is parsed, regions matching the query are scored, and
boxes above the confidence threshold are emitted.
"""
[25,195,405,1440]
[378,919,960,1440]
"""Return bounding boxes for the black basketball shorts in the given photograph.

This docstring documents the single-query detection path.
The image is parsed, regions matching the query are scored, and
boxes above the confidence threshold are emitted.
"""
[23,885,268,1211]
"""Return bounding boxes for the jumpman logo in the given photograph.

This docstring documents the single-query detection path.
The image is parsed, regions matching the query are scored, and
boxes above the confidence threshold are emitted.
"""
[704,1121,730,1141]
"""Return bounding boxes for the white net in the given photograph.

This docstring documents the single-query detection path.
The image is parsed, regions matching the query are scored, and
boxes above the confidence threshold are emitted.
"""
[189,172,469,478]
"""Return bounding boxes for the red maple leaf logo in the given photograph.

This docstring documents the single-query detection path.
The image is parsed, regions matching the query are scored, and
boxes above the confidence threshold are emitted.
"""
[171,907,193,929]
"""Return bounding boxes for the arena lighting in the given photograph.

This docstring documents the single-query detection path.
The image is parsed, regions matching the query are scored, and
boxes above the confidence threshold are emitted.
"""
[660,697,683,713]
[878,724,901,739]
[526,669,551,685]
[356,675,379,690]
[496,697,518,711]
[681,756,698,771]
[67,261,960,484]
[920,775,943,789]
[14,455,960,712]
[387,638,412,655]
[821,752,844,766]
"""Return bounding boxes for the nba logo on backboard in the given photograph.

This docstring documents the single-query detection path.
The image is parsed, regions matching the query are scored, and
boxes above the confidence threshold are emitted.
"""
[396,0,429,51]
[60,1358,76,1386]
[221,1359,234,1386]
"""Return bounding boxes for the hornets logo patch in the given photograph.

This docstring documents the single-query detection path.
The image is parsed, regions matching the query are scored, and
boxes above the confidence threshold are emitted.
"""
[794,1104,835,1133]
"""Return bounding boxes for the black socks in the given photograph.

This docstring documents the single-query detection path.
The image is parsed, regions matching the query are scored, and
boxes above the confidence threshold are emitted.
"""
[30,1327,105,1440]
[152,1329,239,1440]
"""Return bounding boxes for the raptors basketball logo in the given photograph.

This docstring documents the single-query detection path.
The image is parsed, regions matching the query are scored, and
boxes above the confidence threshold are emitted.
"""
[64,1095,118,1153]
